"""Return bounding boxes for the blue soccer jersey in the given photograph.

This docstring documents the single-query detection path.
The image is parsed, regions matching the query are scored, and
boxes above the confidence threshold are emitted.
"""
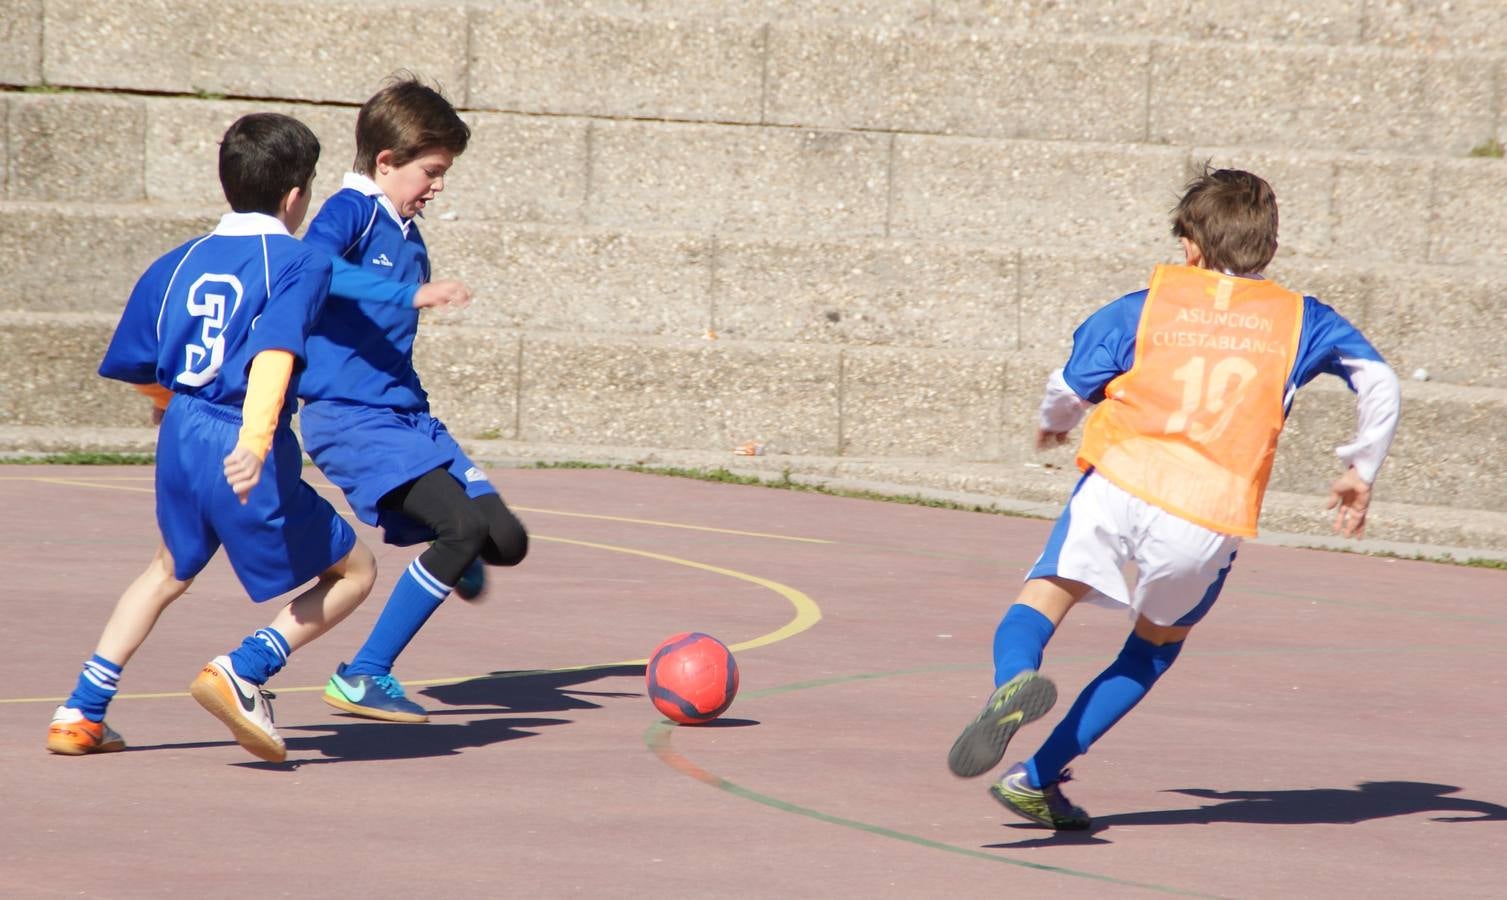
[98,212,352,596]
[99,212,331,406]
[298,174,431,412]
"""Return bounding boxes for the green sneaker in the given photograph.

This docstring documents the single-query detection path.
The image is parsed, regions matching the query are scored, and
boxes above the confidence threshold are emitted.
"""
[990,763,1092,830]
[947,671,1056,778]
[322,663,429,723]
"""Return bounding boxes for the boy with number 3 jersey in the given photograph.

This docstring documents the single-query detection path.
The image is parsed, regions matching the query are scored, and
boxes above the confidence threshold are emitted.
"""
[947,167,1401,829]
[47,114,377,762]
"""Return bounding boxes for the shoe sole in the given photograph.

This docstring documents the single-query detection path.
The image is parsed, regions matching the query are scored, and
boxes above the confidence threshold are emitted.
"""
[190,669,287,763]
[989,782,1093,831]
[322,691,429,724]
[947,675,1057,778]
[46,733,125,755]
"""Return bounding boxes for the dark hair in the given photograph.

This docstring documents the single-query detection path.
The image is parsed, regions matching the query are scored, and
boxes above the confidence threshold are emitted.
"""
[353,74,470,174]
[1170,166,1280,275]
[219,113,321,215]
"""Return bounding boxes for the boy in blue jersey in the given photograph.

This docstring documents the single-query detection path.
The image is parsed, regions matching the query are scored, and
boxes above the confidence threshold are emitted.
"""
[298,76,528,723]
[946,167,1401,829]
[47,114,378,762]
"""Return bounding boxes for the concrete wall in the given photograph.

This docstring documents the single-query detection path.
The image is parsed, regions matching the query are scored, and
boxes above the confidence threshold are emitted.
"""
[2,0,1504,528]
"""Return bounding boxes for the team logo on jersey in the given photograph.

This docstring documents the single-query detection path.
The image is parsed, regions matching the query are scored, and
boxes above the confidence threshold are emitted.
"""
[372,252,394,267]
[464,467,487,483]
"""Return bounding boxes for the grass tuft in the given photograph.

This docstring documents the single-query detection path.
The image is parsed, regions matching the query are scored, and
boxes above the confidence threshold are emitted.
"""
[1467,137,1504,158]
[2,452,153,465]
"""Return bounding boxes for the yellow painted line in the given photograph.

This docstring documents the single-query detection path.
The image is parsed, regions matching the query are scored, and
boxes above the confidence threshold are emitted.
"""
[3,533,821,704]
[0,474,154,482]
[23,476,154,493]
[512,506,833,545]
[3,475,828,544]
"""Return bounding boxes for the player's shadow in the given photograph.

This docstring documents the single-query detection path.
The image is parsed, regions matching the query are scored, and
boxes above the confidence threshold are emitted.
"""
[238,714,565,767]
[988,780,1507,848]
[132,667,656,767]
[202,666,645,768]
[420,663,646,714]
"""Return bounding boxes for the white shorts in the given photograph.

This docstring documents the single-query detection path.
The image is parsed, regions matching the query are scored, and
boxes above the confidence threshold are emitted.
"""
[1027,472,1242,627]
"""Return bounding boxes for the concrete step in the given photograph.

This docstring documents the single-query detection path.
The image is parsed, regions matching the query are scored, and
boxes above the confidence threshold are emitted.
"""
[660,0,1507,54]
[4,424,1506,560]
[6,202,1504,390]
[3,312,1504,514]
[761,26,1499,157]
[13,0,1507,91]
[6,5,1503,157]
[6,92,1505,265]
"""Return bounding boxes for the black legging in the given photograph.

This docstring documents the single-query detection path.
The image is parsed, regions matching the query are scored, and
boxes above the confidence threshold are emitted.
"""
[377,468,529,586]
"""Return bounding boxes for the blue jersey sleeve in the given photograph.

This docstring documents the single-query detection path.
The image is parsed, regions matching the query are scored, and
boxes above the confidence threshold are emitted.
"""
[1290,297,1387,392]
[303,190,372,259]
[243,241,333,369]
[329,256,418,307]
[98,240,198,385]
[1061,290,1146,402]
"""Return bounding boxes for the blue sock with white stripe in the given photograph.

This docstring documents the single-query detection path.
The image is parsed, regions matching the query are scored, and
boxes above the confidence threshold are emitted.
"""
[344,558,452,678]
[66,654,123,722]
[227,627,292,685]
[992,604,1057,688]
[1024,632,1183,787]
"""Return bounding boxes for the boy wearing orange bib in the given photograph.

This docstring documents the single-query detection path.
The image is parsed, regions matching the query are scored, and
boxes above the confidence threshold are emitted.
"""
[947,168,1401,830]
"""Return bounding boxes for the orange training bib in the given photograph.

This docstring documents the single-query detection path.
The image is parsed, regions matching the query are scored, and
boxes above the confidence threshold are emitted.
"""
[1077,264,1304,536]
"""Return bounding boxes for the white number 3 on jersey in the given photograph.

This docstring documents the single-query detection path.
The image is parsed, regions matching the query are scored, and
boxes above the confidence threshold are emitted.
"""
[175,273,243,387]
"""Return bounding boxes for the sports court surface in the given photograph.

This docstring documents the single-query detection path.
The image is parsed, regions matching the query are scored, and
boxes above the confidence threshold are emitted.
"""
[3,465,1504,898]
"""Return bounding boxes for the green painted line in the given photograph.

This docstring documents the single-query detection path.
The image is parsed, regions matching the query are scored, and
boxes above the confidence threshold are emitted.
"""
[644,662,1238,898]
[645,717,1219,898]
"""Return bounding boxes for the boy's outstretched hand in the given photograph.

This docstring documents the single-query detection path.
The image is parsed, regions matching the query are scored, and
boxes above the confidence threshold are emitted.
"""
[1326,467,1372,538]
[414,279,472,309]
[223,447,264,505]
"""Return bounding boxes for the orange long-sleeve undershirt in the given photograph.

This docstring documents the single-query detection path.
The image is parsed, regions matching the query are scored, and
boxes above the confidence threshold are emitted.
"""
[235,350,295,462]
[133,382,174,411]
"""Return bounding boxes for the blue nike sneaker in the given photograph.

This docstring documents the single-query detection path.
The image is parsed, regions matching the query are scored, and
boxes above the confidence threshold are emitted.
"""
[322,663,429,723]
[455,557,486,602]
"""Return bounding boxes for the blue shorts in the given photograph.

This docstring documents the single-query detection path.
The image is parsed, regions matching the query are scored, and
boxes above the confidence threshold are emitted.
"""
[156,396,357,602]
[299,400,497,546]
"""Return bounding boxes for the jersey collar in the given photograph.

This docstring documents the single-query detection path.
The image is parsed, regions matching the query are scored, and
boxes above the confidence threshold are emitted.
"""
[343,171,412,237]
[213,212,292,237]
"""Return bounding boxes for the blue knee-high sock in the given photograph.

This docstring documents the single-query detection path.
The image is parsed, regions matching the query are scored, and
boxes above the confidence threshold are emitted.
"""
[1025,632,1183,787]
[227,627,292,685]
[345,559,452,678]
[992,604,1057,688]
[65,654,122,722]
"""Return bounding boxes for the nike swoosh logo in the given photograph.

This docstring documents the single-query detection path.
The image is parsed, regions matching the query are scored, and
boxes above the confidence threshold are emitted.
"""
[226,669,258,713]
[332,675,366,703]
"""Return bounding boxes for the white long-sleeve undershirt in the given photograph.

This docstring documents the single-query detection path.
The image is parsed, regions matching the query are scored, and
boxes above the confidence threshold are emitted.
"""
[1037,359,1401,485]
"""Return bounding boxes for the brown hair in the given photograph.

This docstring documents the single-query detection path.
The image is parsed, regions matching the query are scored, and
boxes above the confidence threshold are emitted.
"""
[1170,166,1279,275]
[220,113,320,215]
[352,74,470,174]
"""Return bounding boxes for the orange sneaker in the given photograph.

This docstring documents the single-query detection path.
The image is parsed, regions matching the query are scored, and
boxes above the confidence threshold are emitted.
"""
[189,655,286,763]
[47,706,126,755]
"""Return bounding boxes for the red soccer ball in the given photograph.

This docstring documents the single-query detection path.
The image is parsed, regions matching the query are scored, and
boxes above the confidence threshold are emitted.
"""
[646,632,739,724]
